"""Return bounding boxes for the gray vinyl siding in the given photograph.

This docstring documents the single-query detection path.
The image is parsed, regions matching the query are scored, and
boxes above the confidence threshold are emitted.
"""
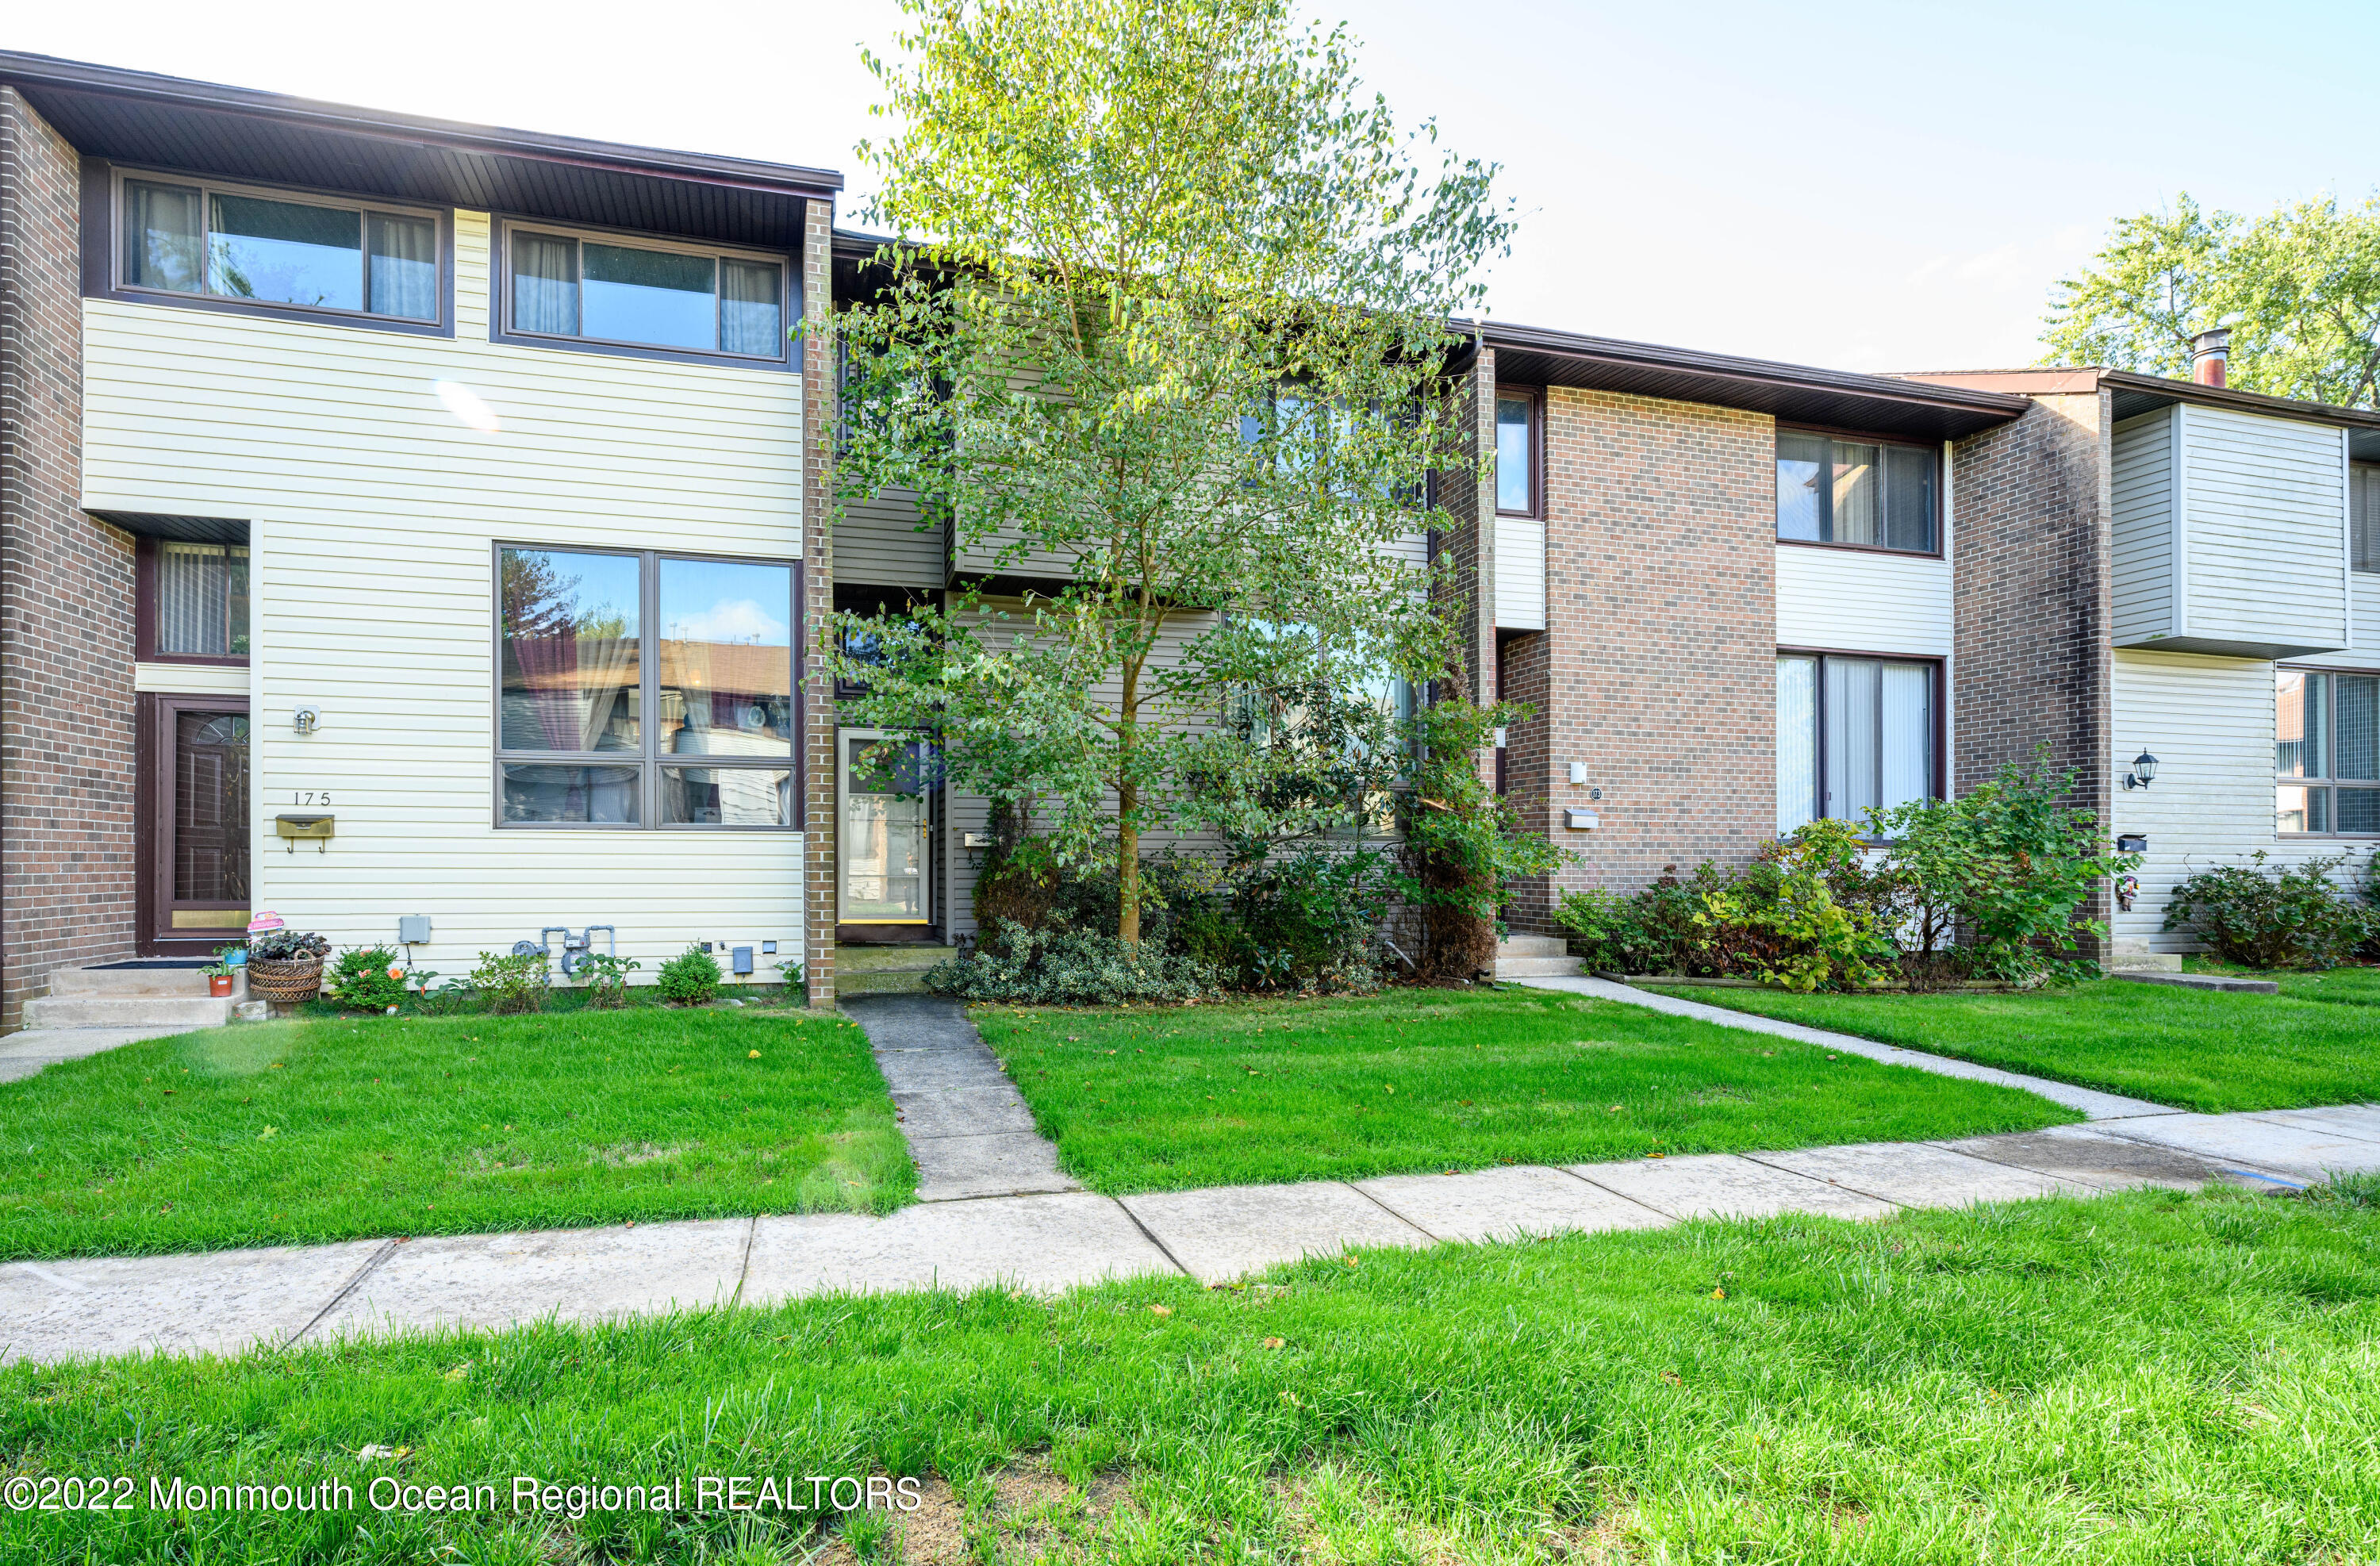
[2109,408,2175,646]
[834,486,943,589]
[2180,405,2347,653]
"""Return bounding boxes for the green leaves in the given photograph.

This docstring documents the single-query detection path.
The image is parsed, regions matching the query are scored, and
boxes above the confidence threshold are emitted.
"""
[2044,193,2380,408]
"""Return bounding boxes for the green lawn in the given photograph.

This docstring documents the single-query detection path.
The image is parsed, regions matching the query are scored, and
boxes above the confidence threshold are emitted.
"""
[1647,977,2380,1113]
[10,1187,2380,1563]
[2187,957,2380,1007]
[975,988,2074,1192]
[0,1008,910,1261]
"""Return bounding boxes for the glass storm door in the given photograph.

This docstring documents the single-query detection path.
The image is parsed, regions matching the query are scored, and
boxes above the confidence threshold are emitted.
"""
[838,730,929,923]
[148,697,251,950]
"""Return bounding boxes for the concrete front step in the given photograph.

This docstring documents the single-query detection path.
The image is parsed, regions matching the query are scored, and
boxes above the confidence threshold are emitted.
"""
[22,994,236,1030]
[1494,954,1584,979]
[46,965,230,999]
[1496,935,1568,958]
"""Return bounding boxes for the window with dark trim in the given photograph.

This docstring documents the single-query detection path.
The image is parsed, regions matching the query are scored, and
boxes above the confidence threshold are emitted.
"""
[137,539,250,664]
[2278,666,2379,835]
[2353,463,2380,575]
[497,221,791,363]
[1776,430,1937,553]
[1495,388,1540,516]
[114,170,443,326]
[497,546,798,828]
[1777,652,1939,833]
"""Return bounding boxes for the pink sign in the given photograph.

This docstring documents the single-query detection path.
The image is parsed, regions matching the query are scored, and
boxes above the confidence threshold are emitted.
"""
[247,910,286,934]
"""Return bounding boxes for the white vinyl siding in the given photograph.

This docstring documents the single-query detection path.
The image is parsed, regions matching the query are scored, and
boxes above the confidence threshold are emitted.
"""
[2109,649,2373,950]
[2109,407,2175,645]
[134,661,249,696]
[2112,402,2348,658]
[82,209,807,978]
[1494,517,1545,631]
[1774,542,1952,657]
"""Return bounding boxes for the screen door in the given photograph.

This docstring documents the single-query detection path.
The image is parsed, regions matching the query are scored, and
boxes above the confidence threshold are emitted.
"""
[838,730,930,923]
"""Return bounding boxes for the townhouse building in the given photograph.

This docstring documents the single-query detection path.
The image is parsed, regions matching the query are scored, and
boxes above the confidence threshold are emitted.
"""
[1,52,2373,1027]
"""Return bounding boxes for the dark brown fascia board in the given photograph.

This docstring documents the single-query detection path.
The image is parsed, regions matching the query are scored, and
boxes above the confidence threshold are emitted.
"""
[1900,364,2380,436]
[0,49,843,198]
[1463,320,2033,420]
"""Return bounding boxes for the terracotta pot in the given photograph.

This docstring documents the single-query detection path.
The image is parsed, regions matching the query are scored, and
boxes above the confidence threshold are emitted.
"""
[209,974,235,997]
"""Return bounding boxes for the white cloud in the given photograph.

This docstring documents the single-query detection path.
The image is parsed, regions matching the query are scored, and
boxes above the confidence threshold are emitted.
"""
[666,600,789,646]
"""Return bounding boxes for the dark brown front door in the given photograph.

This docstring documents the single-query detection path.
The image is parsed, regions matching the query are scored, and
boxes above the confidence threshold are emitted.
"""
[140,695,250,956]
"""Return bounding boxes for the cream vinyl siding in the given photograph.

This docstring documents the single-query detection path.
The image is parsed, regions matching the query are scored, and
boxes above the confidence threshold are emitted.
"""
[134,662,248,696]
[1774,543,1951,657]
[2109,407,2175,644]
[1494,517,1545,630]
[82,209,807,978]
[2109,649,2373,951]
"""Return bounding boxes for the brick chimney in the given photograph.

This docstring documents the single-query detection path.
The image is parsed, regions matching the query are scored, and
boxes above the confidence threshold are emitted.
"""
[2190,328,2230,388]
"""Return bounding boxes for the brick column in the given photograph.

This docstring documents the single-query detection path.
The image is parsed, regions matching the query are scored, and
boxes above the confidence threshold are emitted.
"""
[800,197,839,1007]
[1949,391,2115,954]
[0,89,136,1030]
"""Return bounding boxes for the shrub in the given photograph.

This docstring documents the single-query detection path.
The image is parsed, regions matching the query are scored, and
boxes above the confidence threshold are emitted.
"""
[1393,692,1566,983]
[575,952,640,1008]
[656,945,724,1004]
[322,946,412,1011]
[2164,851,2374,970]
[469,950,550,1015]
[925,924,1220,1005]
[1226,845,1392,992]
[1695,820,1896,992]
[250,928,329,962]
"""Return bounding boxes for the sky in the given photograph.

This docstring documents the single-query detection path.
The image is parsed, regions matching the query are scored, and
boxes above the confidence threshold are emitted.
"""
[13,0,2378,372]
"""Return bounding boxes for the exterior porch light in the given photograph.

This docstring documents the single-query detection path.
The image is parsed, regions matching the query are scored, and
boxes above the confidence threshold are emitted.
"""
[2123,750,2159,790]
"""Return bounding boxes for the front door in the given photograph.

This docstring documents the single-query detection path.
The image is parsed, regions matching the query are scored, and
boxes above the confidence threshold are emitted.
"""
[837,729,931,929]
[141,696,251,955]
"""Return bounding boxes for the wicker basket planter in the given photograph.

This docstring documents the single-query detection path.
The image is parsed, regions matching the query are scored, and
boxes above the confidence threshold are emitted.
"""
[247,955,324,1004]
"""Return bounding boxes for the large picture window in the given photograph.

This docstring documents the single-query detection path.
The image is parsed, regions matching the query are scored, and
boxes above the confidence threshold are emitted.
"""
[1777,653,1937,835]
[118,173,440,324]
[1776,431,1937,553]
[497,546,797,827]
[2278,667,2379,835]
[1495,390,1540,516]
[500,223,789,362]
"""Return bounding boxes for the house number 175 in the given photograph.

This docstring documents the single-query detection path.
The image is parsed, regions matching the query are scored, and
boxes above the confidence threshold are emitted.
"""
[293,791,332,807]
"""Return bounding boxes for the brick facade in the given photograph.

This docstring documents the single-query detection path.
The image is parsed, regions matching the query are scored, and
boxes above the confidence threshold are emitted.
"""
[0,88,137,1030]
[800,197,839,1006]
[1948,390,2113,948]
[1502,388,1777,933]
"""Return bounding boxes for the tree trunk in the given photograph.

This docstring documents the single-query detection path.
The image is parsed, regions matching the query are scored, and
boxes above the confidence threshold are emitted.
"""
[1116,658,1142,946]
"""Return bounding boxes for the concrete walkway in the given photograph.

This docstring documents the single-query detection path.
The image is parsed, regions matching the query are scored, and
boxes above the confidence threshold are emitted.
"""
[8,993,2380,1367]
[0,1025,190,1084]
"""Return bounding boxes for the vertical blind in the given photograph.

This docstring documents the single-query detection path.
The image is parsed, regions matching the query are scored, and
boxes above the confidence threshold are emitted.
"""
[1777,654,1934,833]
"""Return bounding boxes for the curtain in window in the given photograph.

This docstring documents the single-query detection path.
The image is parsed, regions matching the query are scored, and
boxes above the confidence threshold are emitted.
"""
[498,548,641,752]
[1829,443,1881,546]
[158,543,232,655]
[720,259,784,357]
[1879,661,1933,808]
[368,214,438,320]
[1776,655,1818,834]
[2338,674,2378,781]
[2355,466,2380,575]
[1823,658,1881,820]
[512,232,578,336]
[1883,444,1937,552]
[125,182,204,294]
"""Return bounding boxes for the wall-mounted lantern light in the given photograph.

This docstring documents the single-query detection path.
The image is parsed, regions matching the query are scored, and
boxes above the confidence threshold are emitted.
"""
[294,706,321,735]
[2122,750,2159,790]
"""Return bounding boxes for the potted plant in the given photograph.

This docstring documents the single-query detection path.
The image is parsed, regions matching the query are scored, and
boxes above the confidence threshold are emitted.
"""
[247,928,331,1003]
[202,947,239,998]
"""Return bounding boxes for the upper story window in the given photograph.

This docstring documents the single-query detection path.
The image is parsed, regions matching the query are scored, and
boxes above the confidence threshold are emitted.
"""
[2278,666,2378,835]
[119,174,440,324]
[498,222,789,363]
[1776,431,1937,554]
[1495,390,1538,516]
[2353,463,2379,574]
[139,539,251,662]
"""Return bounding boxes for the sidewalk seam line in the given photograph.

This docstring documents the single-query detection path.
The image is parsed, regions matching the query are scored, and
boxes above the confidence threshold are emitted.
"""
[1109,1197,1194,1280]
[731,1215,758,1307]
[289,1237,399,1346]
[1341,1180,1442,1245]
[1736,1152,1912,1209]
[1549,1163,1681,1222]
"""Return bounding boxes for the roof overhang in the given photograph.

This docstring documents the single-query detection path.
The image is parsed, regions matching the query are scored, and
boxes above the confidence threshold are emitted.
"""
[1461,321,2031,443]
[0,51,841,251]
[1898,366,2380,462]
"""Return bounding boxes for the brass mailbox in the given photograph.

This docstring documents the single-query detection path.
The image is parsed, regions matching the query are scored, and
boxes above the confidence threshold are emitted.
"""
[275,813,334,853]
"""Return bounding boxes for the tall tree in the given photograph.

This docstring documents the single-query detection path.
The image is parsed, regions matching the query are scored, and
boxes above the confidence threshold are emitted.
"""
[830,0,1512,943]
[2044,193,2380,408]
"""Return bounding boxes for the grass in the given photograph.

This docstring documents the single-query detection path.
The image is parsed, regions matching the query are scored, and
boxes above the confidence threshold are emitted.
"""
[973,987,2075,1192]
[0,1008,911,1261]
[11,1187,2380,1563]
[2187,954,2380,1007]
[1645,977,2380,1113]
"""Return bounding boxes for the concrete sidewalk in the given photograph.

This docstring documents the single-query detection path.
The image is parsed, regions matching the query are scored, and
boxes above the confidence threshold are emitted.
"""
[7,992,2378,1367]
